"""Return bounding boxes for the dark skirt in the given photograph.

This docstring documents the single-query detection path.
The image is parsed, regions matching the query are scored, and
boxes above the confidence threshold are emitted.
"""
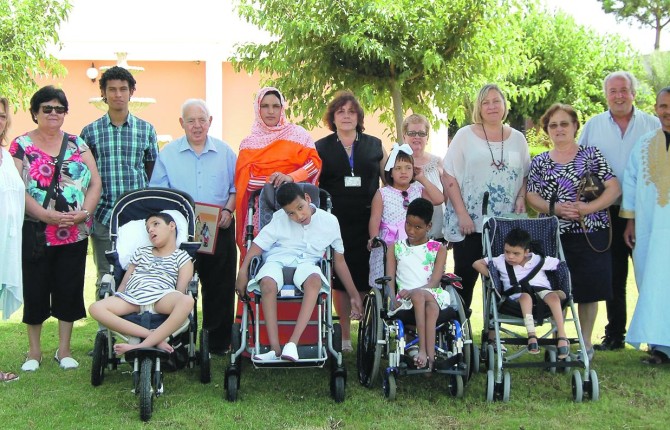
[331,197,371,292]
[561,230,612,303]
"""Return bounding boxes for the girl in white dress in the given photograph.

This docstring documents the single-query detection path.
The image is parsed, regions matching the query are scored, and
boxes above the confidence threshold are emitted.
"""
[385,198,449,370]
[89,212,194,354]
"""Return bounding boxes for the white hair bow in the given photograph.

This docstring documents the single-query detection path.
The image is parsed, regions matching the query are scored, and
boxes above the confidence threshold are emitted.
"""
[384,143,414,171]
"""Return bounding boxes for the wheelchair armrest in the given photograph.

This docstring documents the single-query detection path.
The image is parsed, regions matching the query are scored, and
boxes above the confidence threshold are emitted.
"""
[187,279,199,298]
[441,273,463,289]
[98,273,116,299]
[249,255,262,277]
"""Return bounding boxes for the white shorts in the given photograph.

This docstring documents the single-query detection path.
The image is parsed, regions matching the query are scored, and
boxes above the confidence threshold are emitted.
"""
[253,261,328,292]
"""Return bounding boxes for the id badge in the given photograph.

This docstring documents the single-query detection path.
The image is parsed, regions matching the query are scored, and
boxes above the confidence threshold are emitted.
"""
[344,176,362,187]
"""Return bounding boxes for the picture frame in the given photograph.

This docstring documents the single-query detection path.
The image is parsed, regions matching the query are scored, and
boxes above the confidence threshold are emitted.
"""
[194,202,221,255]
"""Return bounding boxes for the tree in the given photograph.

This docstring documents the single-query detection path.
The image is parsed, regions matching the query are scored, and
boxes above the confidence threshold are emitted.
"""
[505,8,653,127]
[598,0,670,51]
[0,0,71,110]
[231,0,530,141]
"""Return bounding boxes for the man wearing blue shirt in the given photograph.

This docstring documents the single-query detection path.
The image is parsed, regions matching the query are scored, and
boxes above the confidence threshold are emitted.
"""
[150,99,237,354]
[579,71,661,351]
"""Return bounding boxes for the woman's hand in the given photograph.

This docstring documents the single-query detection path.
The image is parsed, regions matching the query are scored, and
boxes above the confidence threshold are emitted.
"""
[514,196,526,214]
[457,212,475,236]
[555,202,580,220]
[268,172,293,187]
[43,209,66,226]
[58,211,88,227]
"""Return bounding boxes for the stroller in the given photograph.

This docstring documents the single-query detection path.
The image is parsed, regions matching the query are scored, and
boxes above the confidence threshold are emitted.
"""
[480,194,599,403]
[225,183,346,402]
[356,238,476,400]
[89,188,210,421]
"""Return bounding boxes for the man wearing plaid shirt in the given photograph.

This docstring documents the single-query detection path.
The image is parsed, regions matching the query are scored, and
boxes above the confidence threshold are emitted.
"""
[81,66,158,297]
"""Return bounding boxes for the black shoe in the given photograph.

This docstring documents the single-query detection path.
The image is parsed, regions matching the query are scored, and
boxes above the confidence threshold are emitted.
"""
[593,336,625,351]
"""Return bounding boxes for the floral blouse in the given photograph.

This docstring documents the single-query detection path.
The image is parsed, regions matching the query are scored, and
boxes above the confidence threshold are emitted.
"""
[527,146,614,234]
[11,133,93,246]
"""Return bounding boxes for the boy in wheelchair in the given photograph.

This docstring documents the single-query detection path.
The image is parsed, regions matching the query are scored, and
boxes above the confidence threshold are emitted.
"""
[473,228,569,359]
[385,198,450,370]
[89,212,195,354]
[235,182,362,362]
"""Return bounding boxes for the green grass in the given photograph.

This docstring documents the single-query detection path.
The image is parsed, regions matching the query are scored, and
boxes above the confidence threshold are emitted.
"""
[1,252,669,429]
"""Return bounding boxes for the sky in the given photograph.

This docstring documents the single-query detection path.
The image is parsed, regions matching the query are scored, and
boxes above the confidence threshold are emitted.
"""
[544,0,668,54]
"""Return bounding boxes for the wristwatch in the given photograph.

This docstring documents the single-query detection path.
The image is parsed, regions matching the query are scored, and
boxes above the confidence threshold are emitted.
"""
[222,208,234,216]
[82,209,91,222]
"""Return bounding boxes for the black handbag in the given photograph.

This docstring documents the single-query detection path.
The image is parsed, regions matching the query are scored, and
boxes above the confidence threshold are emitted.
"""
[578,171,605,202]
[21,134,69,261]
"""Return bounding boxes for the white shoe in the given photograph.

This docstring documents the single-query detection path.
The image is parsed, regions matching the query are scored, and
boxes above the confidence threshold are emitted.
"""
[54,350,79,370]
[342,340,353,353]
[281,342,299,361]
[253,350,280,362]
[21,358,40,372]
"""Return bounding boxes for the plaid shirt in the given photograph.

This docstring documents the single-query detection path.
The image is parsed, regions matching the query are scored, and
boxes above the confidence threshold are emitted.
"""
[81,113,158,226]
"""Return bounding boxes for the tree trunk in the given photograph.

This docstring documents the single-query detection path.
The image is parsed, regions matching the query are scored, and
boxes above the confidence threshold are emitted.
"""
[391,83,404,144]
[654,23,661,51]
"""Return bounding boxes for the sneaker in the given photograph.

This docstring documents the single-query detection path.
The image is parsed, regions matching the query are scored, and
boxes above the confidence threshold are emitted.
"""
[54,350,79,370]
[253,350,280,362]
[594,336,625,351]
[341,340,353,353]
[281,342,299,362]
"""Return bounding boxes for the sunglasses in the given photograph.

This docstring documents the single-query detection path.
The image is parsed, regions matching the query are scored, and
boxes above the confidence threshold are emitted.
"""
[41,105,67,114]
[547,121,572,130]
[405,131,428,137]
[402,191,409,209]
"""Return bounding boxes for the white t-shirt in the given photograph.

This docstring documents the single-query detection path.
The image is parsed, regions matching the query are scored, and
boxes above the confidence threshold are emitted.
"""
[253,205,344,265]
[485,253,559,300]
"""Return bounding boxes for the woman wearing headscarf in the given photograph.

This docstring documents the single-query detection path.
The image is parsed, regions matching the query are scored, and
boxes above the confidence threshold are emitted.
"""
[234,87,322,258]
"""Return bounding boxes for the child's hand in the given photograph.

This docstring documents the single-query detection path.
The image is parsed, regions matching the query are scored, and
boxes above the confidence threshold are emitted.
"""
[413,166,425,181]
[235,276,248,298]
[349,295,363,320]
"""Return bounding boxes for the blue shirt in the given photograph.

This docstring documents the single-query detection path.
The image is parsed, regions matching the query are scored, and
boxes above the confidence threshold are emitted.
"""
[579,107,660,182]
[149,135,237,207]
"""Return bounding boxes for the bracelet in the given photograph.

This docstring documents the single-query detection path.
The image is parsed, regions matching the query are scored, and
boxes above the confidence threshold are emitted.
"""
[82,209,91,222]
[222,208,233,215]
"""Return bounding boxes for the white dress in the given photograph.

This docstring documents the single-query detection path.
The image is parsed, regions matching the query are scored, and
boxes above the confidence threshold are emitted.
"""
[0,147,25,319]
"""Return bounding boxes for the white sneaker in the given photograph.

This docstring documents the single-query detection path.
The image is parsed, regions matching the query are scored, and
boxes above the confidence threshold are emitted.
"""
[342,340,353,353]
[281,342,299,362]
[54,349,79,370]
[21,358,40,372]
[253,350,280,362]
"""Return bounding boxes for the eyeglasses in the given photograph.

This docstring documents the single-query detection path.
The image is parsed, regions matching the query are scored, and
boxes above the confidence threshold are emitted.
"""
[401,191,409,209]
[41,105,67,114]
[405,131,428,137]
[547,121,573,130]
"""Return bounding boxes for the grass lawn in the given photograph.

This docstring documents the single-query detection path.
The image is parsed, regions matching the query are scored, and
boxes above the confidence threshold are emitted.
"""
[1,249,669,429]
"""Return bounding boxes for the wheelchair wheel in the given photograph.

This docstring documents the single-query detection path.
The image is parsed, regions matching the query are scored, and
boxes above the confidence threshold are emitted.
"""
[199,329,211,384]
[231,322,241,352]
[139,357,154,421]
[485,370,495,402]
[91,331,107,387]
[332,323,342,353]
[225,371,239,402]
[571,370,583,403]
[448,374,464,398]
[383,373,397,401]
[357,289,383,388]
[455,292,474,382]
[331,374,346,403]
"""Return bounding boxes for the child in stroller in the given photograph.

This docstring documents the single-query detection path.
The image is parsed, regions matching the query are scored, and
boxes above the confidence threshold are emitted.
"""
[473,228,569,359]
[235,182,363,362]
[89,212,194,354]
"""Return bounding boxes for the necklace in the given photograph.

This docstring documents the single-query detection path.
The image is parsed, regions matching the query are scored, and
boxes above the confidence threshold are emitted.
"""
[482,124,505,170]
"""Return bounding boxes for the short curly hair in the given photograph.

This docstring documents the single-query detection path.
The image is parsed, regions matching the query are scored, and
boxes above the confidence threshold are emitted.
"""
[99,66,137,93]
[322,90,365,133]
[540,103,580,137]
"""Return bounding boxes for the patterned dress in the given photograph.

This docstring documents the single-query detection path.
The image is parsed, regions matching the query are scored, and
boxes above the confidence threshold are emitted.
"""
[368,182,423,286]
[116,246,191,306]
[390,239,450,314]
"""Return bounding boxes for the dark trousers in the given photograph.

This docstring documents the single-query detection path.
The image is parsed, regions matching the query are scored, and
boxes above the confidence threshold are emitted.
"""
[195,220,237,350]
[604,208,631,339]
[451,233,482,310]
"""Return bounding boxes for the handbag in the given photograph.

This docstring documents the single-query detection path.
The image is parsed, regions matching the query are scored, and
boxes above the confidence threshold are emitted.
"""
[577,171,605,202]
[21,133,69,261]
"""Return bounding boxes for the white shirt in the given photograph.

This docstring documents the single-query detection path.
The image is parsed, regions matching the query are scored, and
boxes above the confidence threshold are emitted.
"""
[485,253,560,300]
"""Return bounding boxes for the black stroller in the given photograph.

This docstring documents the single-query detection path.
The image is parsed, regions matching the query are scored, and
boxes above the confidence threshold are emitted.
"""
[89,188,210,421]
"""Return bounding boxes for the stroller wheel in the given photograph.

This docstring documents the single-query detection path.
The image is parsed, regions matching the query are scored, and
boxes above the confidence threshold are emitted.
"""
[544,349,557,374]
[485,370,495,402]
[486,344,495,372]
[502,371,511,402]
[91,331,107,387]
[199,329,211,384]
[571,370,584,403]
[586,369,599,401]
[139,357,154,421]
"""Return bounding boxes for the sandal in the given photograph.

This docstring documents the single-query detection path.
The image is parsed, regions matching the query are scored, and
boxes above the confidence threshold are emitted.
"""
[557,337,570,360]
[0,371,19,382]
[641,350,670,365]
[527,335,540,354]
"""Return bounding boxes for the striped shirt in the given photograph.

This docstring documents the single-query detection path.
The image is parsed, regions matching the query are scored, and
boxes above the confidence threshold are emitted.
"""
[116,246,191,306]
[80,113,158,226]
